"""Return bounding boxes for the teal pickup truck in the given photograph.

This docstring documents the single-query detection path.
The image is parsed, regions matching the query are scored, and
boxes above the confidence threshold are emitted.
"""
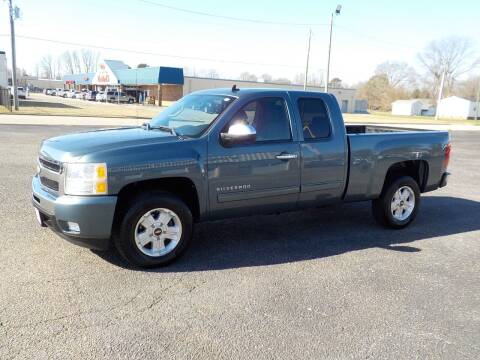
[32,88,451,267]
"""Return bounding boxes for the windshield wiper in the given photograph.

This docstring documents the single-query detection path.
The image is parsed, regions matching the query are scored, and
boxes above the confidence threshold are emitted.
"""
[144,124,177,136]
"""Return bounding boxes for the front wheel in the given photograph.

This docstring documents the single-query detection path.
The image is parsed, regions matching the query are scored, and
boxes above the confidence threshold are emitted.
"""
[372,176,420,229]
[114,192,193,267]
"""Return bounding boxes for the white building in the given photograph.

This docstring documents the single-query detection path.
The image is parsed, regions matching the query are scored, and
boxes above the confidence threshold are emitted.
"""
[437,96,478,119]
[391,99,424,116]
[0,51,8,89]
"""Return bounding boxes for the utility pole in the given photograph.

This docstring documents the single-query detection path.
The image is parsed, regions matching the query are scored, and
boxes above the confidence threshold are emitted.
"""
[475,79,480,121]
[7,0,19,110]
[435,66,446,121]
[303,29,312,91]
[325,5,342,93]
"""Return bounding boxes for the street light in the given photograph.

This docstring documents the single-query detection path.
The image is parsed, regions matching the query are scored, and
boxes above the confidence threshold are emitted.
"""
[325,4,341,93]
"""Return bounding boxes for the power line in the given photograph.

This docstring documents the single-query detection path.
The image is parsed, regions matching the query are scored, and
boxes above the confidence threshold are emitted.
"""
[134,1,427,51]
[137,0,329,27]
[335,25,421,51]
[0,33,303,69]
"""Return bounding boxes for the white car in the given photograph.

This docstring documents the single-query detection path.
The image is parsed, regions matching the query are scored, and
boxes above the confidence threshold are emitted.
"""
[66,90,76,98]
[72,91,83,99]
[56,89,67,97]
[10,86,27,99]
[95,91,106,102]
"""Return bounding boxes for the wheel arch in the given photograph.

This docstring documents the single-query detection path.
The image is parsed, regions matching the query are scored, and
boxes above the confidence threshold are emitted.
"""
[113,177,201,229]
[381,160,429,194]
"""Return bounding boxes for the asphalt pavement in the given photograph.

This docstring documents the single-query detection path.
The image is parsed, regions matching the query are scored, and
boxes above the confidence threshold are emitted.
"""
[0,125,479,359]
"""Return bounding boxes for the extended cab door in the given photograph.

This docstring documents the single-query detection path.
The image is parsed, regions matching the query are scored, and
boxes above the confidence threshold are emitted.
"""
[288,93,348,205]
[207,95,301,218]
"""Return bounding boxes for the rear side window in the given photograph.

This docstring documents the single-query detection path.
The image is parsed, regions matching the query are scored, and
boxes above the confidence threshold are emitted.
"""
[298,98,331,139]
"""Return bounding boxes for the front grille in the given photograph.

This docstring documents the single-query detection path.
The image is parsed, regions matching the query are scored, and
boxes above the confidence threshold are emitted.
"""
[40,176,59,191]
[39,157,62,173]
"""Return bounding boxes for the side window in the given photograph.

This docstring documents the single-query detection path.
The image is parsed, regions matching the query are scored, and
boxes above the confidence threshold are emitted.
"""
[298,98,331,139]
[229,97,291,142]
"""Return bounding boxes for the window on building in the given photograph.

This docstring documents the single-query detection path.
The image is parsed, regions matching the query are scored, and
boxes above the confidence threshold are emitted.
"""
[298,98,331,139]
[229,97,291,142]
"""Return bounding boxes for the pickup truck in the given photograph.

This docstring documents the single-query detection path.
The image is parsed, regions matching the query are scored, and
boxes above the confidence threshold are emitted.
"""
[32,88,451,267]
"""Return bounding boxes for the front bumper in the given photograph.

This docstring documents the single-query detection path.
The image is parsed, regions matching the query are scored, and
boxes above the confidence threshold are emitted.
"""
[32,175,117,250]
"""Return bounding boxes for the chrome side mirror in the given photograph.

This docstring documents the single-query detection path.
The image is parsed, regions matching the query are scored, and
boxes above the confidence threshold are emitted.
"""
[220,123,256,147]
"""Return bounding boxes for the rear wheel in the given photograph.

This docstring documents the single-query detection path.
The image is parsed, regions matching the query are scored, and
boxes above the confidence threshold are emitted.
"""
[372,176,420,229]
[114,192,193,267]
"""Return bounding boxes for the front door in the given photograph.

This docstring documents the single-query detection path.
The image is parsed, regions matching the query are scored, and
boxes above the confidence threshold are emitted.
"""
[207,96,300,219]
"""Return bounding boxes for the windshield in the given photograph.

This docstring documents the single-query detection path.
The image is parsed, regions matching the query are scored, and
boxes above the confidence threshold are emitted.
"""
[150,94,236,137]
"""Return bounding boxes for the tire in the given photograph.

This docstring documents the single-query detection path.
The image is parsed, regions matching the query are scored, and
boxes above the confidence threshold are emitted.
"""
[372,176,420,229]
[113,192,193,267]
[128,98,134,104]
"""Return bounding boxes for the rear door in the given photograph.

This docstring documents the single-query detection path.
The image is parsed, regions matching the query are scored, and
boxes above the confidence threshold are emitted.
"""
[207,95,301,218]
[289,93,348,205]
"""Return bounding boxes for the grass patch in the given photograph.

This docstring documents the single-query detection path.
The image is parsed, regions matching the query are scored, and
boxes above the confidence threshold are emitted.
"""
[0,93,163,119]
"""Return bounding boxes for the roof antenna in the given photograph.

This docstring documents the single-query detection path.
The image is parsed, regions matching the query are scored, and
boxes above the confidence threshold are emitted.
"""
[232,84,239,92]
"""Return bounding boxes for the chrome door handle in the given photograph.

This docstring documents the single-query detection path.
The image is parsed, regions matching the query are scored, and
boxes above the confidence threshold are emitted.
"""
[275,153,298,160]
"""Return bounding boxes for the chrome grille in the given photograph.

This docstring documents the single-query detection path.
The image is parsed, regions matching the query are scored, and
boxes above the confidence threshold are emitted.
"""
[40,176,59,191]
[39,157,62,173]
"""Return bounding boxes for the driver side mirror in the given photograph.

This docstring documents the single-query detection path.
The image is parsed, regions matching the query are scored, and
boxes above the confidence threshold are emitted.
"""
[220,123,256,147]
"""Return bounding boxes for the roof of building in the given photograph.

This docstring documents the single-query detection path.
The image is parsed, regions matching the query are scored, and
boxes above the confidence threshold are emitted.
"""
[392,99,423,105]
[115,66,184,85]
[62,65,183,85]
[440,96,473,103]
[104,60,130,71]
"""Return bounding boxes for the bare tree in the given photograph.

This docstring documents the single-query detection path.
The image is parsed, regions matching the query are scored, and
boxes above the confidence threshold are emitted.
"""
[53,59,62,80]
[293,73,305,85]
[81,49,99,73]
[273,78,292,85]
[418,36,480,95]
[455,75,480,100]
[261,73,273,83]
[375,61,417,88]
[357,74,409,111]
[39,55,55,79]
[308,71,324,87]
[205,69,219,79]
[329,77,343,89]
[61,51,75,74]
[34,63,40,78]
[71,51,82,74]
[239,72,257,82]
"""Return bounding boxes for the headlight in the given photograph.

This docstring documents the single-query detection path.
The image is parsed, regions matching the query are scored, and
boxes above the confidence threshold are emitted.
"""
[64,163,108,195]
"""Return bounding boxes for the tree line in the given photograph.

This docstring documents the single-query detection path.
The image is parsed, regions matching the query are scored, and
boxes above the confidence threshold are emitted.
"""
[35,49,100,80]
[357,36,480,111]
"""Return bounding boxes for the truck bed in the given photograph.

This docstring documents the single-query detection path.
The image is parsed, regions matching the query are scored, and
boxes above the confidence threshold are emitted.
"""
[346,124,419,134]
[343,125,450,201]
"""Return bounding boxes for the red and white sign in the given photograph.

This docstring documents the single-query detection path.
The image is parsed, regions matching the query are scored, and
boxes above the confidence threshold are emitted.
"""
[92,61,118,85]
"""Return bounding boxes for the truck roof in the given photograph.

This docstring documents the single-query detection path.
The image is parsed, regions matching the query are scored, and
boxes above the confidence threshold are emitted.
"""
[193,87,331,98]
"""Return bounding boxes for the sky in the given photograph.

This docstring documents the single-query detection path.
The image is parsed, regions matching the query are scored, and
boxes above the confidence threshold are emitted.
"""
[0,0,479,86]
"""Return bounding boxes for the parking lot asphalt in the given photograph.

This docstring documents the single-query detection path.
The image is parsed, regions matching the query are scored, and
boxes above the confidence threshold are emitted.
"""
[0,125,479,359]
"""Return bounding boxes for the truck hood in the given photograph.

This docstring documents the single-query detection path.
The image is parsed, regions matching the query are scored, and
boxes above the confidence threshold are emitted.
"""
[40,127,179,161]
